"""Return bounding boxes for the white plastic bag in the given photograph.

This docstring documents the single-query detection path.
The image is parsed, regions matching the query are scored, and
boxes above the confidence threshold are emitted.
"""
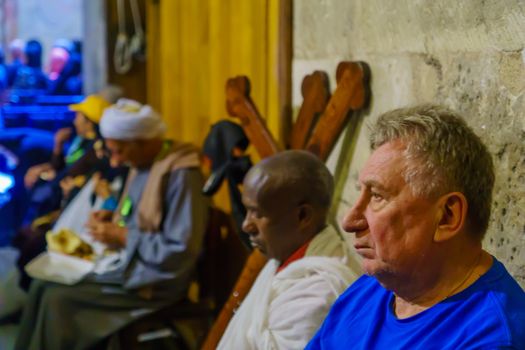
[53,178,102,235]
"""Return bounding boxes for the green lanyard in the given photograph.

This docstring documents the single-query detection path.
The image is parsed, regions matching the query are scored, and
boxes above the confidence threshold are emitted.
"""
[118,196,133,227]
[155,140,173,161]
[65,146,85,165]
[116,141,171,227]
[65,136,86,165]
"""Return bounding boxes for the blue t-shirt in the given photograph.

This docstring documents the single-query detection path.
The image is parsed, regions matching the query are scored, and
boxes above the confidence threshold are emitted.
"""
[306,258,525,350]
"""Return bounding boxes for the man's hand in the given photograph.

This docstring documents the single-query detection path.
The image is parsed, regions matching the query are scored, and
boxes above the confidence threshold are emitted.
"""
[24,163,53,188]
[53,127,73,154]
[93,172,112,199]
[88,209,114,224]
[59,175,85,198]
[86,209,125,248]
[86,221,127,248]
[59,176,76,198]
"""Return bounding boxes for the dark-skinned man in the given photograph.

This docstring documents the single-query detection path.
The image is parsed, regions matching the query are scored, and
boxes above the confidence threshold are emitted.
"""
[218,150,358,349]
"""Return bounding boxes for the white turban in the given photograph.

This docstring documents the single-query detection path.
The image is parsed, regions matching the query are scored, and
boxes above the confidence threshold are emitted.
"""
[100,98,166,140]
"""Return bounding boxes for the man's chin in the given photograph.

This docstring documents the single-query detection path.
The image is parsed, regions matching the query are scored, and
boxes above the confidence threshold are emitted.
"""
[251,243,266,255]
[362,262,398,289]
[361,259,381,277]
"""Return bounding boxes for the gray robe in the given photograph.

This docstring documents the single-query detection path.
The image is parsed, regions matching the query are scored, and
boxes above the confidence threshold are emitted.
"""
[15,167,209,350]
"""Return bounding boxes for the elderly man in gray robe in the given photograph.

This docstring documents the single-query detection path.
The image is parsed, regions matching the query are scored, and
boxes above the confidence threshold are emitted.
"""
[217,150,359,350]
[15,99,209,350]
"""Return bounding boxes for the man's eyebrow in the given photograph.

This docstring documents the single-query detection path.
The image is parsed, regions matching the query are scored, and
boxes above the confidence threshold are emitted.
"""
[243,203,258,211]
[362,179,387,191]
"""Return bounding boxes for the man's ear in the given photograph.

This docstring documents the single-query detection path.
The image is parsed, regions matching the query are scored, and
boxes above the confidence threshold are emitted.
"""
[434,192,468,242]
[134,139,146,148]
[297,203,315,227]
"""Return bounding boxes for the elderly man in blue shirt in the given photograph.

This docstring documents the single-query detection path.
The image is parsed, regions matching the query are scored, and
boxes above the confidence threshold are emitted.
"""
[307,105,525,349]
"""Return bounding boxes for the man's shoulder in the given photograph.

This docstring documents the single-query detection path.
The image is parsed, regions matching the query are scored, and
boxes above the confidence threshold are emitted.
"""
[279,251,359,285]
[164,166,204,185]
[473,258,525,315]
[412,259,525,349]
[468,259,525,347]
[167,166,201,176]
[308,264,525,350]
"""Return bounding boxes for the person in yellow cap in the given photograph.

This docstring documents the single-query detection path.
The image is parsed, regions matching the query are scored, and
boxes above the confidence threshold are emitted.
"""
[24,94,110,189]
[11,94,119,291]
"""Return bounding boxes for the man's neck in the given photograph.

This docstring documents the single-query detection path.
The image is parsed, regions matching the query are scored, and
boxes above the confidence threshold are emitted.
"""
[276,222,326,273]
[135,139,165,169]
[276,239,312,273]
[392,248,492,319]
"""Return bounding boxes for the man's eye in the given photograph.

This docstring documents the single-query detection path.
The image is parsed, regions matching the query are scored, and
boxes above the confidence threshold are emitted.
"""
[247,209,260,218]
[370,192,383,201]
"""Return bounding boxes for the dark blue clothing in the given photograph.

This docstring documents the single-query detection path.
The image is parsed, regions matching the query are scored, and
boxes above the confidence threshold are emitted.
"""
[7,59,23,87]
[10,40,46,97]
[24,137,96,223]
[0,65,8,91]
[0,128,55,231]
[0,128,55,169]
[47,52,82,95]
[12,66,48,91]
[306,258,525,350]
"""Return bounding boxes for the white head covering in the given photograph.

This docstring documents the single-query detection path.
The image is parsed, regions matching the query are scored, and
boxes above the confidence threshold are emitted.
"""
[100,98,166,140]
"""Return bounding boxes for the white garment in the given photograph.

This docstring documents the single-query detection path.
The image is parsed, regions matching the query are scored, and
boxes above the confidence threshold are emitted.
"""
[218,225,359,350]
[53,178,103,236]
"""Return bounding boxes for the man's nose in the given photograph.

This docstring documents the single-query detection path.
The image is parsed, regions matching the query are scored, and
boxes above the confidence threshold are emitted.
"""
[242,216,256,235]
[341,202,368,235]
[110,155,122,167]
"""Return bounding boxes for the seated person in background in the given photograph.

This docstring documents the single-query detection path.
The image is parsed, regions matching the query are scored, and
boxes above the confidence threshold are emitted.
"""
[306,105,525,349]
[24,94,109,190]
[0,46,9,91]
[46,44,83,96]
[11,39,47,91]
[21,94,110,223]
[46,45,69,82]
[6,38,24,87]
[97,84,124,104]
[15,98,210,350]
[54,51,82,95]
[0,95,109,232]
[218,150,359,350]
[14,157,128,291]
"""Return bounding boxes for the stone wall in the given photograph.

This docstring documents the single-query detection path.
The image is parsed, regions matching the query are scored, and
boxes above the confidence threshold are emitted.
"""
[293,0,525,287]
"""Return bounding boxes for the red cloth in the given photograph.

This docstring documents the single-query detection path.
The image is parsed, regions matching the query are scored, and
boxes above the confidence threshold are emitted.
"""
[276,239,312,274]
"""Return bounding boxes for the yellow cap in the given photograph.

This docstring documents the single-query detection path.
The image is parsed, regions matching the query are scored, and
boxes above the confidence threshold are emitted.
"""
[69,95,111,124]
